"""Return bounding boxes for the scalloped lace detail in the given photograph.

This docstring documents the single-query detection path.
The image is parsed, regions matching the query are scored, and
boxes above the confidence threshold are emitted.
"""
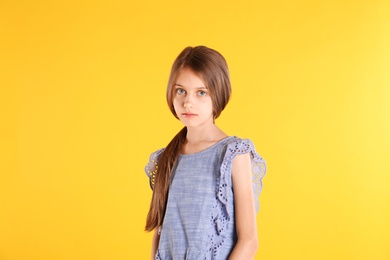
[145,148,164,190]
[203,138,266,259]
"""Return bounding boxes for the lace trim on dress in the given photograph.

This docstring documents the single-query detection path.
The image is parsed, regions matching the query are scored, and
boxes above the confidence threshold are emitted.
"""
[204,138,266,259]
[145,148,165,190]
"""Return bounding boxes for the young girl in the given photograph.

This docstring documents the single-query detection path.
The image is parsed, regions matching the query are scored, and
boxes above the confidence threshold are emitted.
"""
[144,46,266,260]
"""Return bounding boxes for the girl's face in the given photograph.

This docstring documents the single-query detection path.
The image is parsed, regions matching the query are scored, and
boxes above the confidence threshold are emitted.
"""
[173,67,214,128]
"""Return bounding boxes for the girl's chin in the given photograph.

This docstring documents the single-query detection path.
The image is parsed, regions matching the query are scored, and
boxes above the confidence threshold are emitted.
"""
[179,120,215,129]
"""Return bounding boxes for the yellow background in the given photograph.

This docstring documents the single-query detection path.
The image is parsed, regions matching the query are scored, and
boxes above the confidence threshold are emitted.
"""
[1,0,389,259]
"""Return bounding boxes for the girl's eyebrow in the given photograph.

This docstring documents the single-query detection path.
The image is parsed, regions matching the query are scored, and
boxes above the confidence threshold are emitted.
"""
[174,84,207,90]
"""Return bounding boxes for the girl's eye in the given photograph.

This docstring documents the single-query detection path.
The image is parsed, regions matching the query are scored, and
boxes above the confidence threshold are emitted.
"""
[176,88,186,95]
[198,90,207,97]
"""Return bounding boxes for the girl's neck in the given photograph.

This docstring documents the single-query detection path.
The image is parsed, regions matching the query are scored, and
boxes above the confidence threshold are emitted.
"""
[185,123,227,145]
[181,124,227,155]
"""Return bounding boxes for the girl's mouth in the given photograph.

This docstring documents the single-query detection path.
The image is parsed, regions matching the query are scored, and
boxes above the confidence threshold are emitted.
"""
[182,113,197,117]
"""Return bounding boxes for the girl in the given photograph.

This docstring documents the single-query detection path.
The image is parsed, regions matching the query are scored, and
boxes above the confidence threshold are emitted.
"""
[144,46,266,260]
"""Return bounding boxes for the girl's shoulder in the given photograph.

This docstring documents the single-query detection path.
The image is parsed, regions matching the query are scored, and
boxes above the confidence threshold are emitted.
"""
[220,136,267,212]
[144,148,165,190]
[145,148,165,175]
[223,136,259,156]
[147,147,165,161]
[221,136,266,182]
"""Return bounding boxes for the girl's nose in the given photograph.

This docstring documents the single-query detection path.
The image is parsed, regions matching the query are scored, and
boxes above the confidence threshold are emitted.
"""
[184,96,193,109]
[184,101,192,109]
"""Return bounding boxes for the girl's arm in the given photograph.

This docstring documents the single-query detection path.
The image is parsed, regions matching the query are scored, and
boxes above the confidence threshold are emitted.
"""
[229,153,258,260]
[151,227,160,260]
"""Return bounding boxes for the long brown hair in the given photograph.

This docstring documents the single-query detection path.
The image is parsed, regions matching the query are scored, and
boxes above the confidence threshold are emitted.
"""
[145,46,232,232]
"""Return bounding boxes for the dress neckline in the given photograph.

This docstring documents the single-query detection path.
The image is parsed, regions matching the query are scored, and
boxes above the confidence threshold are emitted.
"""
[179,136,235,157]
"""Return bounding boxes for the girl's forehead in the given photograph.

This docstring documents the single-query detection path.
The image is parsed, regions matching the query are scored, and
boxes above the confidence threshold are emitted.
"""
[175,68,207,89]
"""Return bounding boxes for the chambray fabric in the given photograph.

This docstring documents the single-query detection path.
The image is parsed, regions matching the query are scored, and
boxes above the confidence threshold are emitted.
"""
[145,136,266,260]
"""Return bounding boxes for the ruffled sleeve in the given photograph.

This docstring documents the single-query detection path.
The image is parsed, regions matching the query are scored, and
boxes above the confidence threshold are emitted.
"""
[219,137,266,217]
[144,148,165,190]
[205,138,266,257]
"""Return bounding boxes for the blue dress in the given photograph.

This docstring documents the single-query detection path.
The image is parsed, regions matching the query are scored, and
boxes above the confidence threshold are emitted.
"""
[145,136,266,260]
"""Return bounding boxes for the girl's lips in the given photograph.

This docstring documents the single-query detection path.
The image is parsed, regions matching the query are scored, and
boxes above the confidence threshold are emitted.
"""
[182,113,197,117]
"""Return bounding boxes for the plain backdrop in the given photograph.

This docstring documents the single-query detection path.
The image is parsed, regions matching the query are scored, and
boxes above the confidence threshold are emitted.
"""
[1,0,389,259]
